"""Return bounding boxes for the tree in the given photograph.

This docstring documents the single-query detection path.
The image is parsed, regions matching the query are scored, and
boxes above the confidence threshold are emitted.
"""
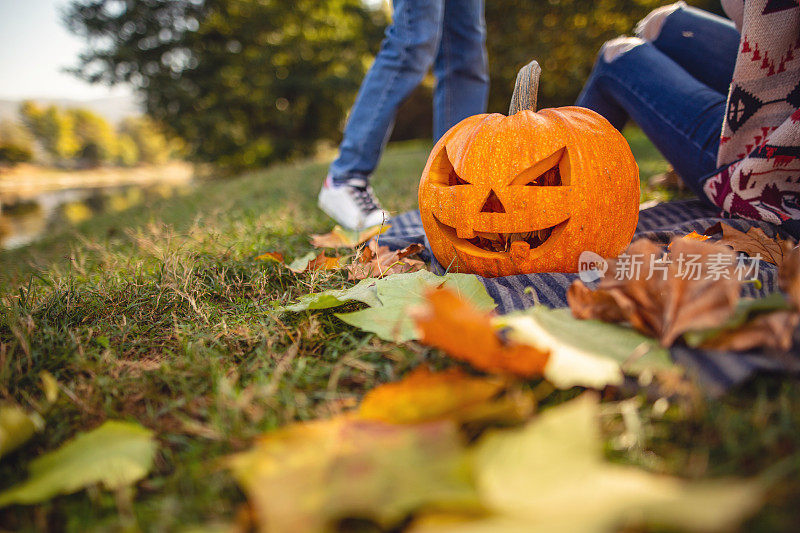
[19,102,81,161]
[65,0,385,168]
[118,117,171,165]
[69,108,119,165]
[0,120,35,165]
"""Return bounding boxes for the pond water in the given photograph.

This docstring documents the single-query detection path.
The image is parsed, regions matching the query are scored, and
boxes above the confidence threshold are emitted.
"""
[0,181,193,250]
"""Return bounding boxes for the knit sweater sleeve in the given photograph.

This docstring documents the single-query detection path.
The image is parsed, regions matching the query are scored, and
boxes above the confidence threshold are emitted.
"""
[702,0,800,225]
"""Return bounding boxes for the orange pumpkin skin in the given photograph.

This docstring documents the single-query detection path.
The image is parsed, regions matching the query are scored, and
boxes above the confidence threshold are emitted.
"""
[418,106,639,277]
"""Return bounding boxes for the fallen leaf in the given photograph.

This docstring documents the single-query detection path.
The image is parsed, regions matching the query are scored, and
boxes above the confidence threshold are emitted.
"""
[40,371,59,405]
[778,243,800,309]
[347,241,426,280]
[358,367,534,426]
[668,231,710,248]
[704,222,795,266]
[229,417,477,533]
[498,306,672,389]
[0,404,44,460]
[254,251,284,263]
[683,292,794,349]
[412,287,549,377]
[0,421,156,507]
[287,251,343,273]
[280,278,380,312]
[568,238,741,346]
[310,224,390,248]
[411,394,763,533]
[698,310,799,352]
[336,270,495,342]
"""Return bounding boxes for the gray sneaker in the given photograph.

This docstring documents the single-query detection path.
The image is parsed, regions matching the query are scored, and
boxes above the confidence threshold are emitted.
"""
[318,176,390,230]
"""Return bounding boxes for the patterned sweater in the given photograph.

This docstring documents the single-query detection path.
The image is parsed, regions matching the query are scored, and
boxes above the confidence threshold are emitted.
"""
[702,0,800,226]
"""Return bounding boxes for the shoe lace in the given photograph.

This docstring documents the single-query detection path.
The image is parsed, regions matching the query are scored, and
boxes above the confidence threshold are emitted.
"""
[348,180,381,213]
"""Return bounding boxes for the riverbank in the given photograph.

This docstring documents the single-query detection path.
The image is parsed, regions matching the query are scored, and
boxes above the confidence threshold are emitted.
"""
[0,162,193,202]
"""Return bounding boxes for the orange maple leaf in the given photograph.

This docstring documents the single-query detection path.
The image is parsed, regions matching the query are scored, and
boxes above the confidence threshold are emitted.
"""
[306,252,342,271]
[412,288,549,377]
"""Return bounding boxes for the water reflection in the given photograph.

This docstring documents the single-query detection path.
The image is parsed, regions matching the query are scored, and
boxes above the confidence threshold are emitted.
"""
[0,182,192,250]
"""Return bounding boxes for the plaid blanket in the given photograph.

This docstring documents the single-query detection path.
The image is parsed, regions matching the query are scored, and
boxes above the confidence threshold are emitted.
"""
[379,200,800,395]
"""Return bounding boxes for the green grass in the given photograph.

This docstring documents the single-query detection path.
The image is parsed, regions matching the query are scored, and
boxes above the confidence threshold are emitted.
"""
[1,135,799,531]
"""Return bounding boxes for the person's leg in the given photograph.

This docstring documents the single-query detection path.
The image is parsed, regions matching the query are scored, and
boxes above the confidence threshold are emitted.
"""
[432,0,489,141]
[636,1,739,95]
[575,38,726,196]
[328,0,444,184]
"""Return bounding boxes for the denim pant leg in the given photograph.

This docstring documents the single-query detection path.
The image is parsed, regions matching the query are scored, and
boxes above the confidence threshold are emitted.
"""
[647,3,739,94]
[432,0,489,141]
[575,42,726,197]
[329,0,444,183]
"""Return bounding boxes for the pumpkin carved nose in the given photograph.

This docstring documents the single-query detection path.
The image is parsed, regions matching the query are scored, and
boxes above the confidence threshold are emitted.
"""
[480,189,506,213]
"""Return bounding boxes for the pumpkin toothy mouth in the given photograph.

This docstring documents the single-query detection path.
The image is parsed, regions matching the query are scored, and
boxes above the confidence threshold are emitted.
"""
[431,214,570,257]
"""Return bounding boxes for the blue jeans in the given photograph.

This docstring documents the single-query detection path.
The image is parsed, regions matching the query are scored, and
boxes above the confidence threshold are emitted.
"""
[575,4,739,198]
[329,0,489,184]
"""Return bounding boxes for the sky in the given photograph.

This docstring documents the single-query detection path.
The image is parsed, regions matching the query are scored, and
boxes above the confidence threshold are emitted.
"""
[0,0,133,100]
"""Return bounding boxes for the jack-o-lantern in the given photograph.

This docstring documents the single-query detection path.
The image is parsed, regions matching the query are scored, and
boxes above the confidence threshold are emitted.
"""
[418,61,639,277]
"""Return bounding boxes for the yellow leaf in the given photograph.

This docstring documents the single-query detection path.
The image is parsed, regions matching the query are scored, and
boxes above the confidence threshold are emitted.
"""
[358,367,533,425]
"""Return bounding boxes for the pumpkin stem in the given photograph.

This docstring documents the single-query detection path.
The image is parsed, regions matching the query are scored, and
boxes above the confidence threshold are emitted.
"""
[509,60,541,115]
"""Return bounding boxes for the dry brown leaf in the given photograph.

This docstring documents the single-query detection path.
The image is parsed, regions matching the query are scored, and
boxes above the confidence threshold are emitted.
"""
[568,238,741,346]
[358,366,533,426]
[699,310,799,352]
[347,241,426,280]
[778,243,800,309]
[310,224,389,248]
[412,287,549,377]
[704,222,795,266]
[254,252,284,262]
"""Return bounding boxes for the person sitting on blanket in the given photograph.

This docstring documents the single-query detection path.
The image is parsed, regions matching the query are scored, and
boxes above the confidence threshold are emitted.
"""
[576,0,800,239]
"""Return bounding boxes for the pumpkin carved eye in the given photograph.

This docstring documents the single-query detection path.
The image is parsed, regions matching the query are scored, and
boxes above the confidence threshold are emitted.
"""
[429,146,471,187]
[511,147,568,187]
[447,167,470,186]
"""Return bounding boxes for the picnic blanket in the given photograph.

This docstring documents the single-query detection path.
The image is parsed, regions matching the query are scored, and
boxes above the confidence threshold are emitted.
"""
[379,199,800,395]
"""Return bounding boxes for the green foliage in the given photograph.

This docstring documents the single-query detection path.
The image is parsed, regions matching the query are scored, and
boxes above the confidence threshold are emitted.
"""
[65,0,386,169]
[119,117,171,165]
[0,119,35,165]
[0,144,33,165]
[116,133,140,167]
[20,102,81,161]
[68,108,119,165]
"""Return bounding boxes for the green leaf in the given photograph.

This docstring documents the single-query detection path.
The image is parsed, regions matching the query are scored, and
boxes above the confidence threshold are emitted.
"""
[280,278,380,312]
[286,251,318,273]
[497,307,672,389]
[683,292,793,347]
[0,404,44,460]
[336,271,495,342]
[0,421,157,507]
[412,394,763,533]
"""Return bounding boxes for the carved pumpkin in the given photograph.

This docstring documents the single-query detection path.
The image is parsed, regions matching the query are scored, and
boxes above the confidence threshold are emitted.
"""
[418,61,639,277]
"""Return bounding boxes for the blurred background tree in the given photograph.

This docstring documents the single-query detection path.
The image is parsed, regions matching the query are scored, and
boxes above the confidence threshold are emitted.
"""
[118,117,172,165]
[0,119,35,165]
[69,108,119,166]
[65,0,385,169]
[65,0,724,168]
[20,101,81,162]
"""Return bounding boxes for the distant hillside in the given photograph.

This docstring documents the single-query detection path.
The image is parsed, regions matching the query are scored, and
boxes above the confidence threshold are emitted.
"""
[0,96,141,125]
